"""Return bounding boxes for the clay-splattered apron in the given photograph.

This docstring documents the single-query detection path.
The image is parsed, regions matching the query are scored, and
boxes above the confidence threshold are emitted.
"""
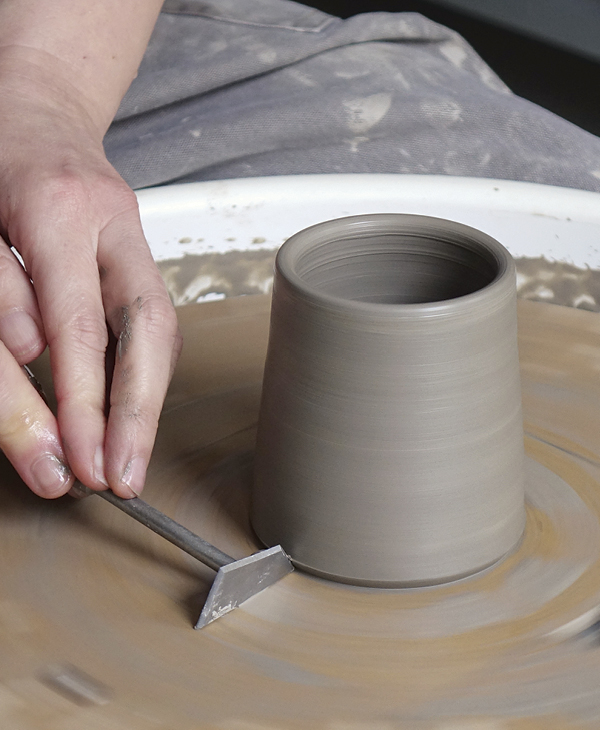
[105,0,600,193]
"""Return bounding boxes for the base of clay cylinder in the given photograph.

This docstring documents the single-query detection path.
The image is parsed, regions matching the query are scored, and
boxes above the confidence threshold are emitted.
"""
[286,538,523,588]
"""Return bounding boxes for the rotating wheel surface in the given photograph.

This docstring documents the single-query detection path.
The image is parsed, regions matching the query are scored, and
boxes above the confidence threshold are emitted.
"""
[2,296,600,729]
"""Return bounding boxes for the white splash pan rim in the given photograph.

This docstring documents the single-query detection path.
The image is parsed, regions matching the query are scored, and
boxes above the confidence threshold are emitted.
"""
[136,174,600,269]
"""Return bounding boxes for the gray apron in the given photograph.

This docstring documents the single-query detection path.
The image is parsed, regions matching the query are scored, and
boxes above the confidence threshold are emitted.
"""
[105,0,600,192]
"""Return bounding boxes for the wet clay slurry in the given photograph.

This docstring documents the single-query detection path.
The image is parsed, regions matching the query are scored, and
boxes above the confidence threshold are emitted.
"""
[253,215,526,586]
[3,297,600,728]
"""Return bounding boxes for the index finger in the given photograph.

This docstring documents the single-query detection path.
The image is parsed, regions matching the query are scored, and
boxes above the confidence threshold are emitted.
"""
[99,208,181,497]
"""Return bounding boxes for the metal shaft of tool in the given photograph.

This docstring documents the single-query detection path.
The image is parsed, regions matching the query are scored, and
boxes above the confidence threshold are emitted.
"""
[96,489,234,572]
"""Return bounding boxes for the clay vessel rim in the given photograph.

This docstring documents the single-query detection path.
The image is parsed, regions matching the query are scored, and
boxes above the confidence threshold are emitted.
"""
[276,213,514,315]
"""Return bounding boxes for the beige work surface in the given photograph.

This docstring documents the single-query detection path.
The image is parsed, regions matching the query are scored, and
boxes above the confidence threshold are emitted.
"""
[2,296,600,729]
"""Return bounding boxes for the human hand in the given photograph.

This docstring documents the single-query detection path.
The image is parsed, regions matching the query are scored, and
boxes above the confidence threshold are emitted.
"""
[0,50,181,499]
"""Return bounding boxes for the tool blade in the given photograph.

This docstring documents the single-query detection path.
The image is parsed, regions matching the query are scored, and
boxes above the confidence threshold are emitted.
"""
[195,545,293,629]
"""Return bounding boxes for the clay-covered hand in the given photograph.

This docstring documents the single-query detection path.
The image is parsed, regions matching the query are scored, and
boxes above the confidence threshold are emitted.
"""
[0,51,181,499]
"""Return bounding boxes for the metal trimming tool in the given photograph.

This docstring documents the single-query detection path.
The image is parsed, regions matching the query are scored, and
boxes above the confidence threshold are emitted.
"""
[71,482,293,628]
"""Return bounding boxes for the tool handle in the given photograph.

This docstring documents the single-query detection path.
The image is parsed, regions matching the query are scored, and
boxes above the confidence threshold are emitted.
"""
[73,483,234,571]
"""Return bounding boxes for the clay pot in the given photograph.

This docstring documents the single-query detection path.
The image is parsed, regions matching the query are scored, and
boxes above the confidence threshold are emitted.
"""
[252,214,526,586]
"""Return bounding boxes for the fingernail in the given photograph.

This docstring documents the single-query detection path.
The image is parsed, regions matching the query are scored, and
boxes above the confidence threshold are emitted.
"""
[0,310,42,359]
[94,447,108,487]
[121,456,147,496]
[31,454,72,497]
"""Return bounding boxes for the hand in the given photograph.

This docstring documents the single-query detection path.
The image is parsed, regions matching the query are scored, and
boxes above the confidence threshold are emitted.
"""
[0,51,181,499]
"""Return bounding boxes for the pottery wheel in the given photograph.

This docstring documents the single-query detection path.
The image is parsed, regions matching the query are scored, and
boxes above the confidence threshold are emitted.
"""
[3,295,600,729]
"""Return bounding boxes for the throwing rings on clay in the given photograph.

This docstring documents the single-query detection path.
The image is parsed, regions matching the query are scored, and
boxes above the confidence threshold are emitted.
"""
[2,295,600,727]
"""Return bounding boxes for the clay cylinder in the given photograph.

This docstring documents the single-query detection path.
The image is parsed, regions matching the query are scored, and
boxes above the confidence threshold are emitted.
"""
[252,214,526,586]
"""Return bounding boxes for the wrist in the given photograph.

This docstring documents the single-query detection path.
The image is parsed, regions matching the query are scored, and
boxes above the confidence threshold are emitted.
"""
[0,0,163,137]
[0,45,107,138]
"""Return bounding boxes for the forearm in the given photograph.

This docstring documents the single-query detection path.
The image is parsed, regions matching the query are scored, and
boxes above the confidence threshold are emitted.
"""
[0,0,163,134]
